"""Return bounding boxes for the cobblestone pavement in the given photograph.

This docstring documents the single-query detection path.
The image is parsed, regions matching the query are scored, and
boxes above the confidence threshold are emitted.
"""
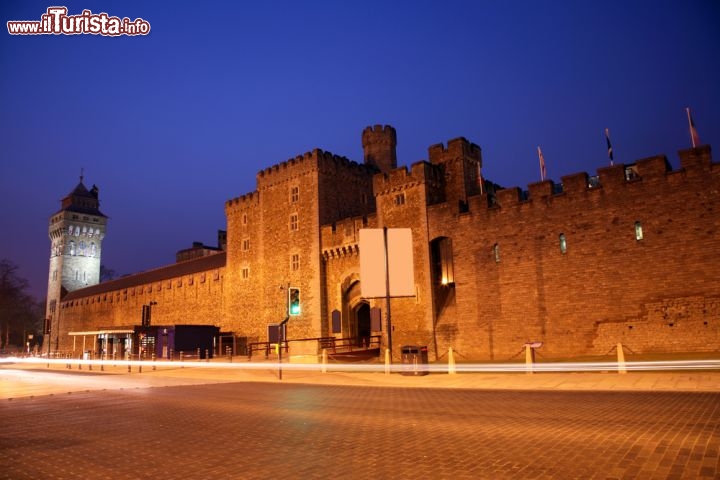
[1,381,719,480]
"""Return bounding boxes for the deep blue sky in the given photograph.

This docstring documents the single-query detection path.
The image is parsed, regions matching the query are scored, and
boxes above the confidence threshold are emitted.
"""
[2,0,719,301]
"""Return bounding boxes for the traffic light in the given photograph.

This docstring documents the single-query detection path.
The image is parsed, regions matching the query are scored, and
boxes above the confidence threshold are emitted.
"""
[288,288,301,316]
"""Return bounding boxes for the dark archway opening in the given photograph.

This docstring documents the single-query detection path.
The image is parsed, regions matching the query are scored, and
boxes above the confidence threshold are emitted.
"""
[355,302,371,347]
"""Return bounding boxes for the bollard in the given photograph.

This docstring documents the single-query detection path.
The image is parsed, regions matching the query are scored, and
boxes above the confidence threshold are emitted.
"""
[205,349,210,362]
[384,348,391,375]
[617,342,627,374]
[197,348,201,360]
[525,344,534,374]
[321,349,328,374]
[448,347,456,375]
[152,353,156,371]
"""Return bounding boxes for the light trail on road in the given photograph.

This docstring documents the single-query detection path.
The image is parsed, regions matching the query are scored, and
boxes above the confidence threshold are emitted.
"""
[3,356,720,374]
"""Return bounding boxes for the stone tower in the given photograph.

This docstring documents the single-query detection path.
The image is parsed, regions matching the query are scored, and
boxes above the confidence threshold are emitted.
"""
[45,176,107,350]
[362,125,397,173]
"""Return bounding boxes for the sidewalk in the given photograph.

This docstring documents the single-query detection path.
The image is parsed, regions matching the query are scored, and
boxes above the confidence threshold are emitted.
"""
[2,357,719,399]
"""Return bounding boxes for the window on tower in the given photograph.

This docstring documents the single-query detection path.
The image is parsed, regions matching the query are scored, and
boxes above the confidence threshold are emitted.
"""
[69,241,76,256]
[634,221,644,241]
[90,243,96,257]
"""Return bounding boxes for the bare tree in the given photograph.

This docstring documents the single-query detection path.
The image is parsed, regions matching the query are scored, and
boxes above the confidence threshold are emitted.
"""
[100,264,116,283]
[0,259,43,351]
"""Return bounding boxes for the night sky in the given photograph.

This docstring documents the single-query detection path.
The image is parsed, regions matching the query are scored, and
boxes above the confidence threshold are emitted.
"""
[2,1,719,301]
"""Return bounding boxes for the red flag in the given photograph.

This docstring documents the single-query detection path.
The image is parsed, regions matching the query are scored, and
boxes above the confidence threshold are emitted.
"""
[537,146,547,181]
[686,107,701,148]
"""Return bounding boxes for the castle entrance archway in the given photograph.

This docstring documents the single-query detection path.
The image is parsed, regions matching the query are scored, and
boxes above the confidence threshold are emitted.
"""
[342,277,371,347]
[353,302,371,348]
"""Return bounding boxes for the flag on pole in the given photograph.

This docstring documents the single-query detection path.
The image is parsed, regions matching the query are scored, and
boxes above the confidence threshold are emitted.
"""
[537,146,547,181]
[605,128,614,166]
[686,107,701,148]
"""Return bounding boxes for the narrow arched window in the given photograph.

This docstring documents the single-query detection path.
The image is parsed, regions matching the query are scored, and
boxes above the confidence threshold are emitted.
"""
[69,241,76,256]
[493,244,500,263]
[634,221,644,241]
[559,234,567,254]
[430,237,454,285]
[90,242,96,257]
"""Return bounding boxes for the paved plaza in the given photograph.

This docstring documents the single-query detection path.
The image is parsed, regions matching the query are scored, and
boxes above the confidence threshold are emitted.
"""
[1,361,719,479]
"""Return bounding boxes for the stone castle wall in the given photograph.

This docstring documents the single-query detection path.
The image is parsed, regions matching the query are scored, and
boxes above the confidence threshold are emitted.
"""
[427,145,719,359]
[57,260,225,352]
[54,127,719,361]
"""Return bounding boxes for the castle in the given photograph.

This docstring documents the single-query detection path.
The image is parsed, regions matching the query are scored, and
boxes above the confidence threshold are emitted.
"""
[45,125,720,360]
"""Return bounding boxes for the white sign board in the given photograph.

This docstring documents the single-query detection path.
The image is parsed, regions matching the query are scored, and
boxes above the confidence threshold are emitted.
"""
[359,228,415,298]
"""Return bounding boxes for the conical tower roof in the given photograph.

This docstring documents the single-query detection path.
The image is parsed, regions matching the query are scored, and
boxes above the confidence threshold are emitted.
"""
[56,176,107,217]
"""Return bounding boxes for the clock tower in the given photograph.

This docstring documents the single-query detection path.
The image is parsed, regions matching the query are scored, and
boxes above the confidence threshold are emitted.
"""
[45,176,108,352]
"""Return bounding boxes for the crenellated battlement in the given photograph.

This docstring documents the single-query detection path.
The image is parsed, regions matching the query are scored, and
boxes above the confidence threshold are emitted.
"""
[428,137,481,164]
[257,149,317,181]
[362,124,397,144]
[316,150,378,176]
[362,124,397,173]
[255,148,375,189]
[320,214,378,258]
[490,146,715,208]
[373,161,441,196]
[225,190,260,211]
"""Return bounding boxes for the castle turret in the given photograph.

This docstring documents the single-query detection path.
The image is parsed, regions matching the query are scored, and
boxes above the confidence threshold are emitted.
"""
[45,176,107,351]
[428,137,482,212]
[362,125,397,173]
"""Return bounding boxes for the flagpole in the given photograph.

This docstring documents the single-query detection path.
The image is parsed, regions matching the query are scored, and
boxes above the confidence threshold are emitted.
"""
[686,107,698,148]
[478,164,484,195]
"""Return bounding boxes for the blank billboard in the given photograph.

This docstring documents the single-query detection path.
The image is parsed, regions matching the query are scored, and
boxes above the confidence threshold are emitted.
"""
[359,228,415,298]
